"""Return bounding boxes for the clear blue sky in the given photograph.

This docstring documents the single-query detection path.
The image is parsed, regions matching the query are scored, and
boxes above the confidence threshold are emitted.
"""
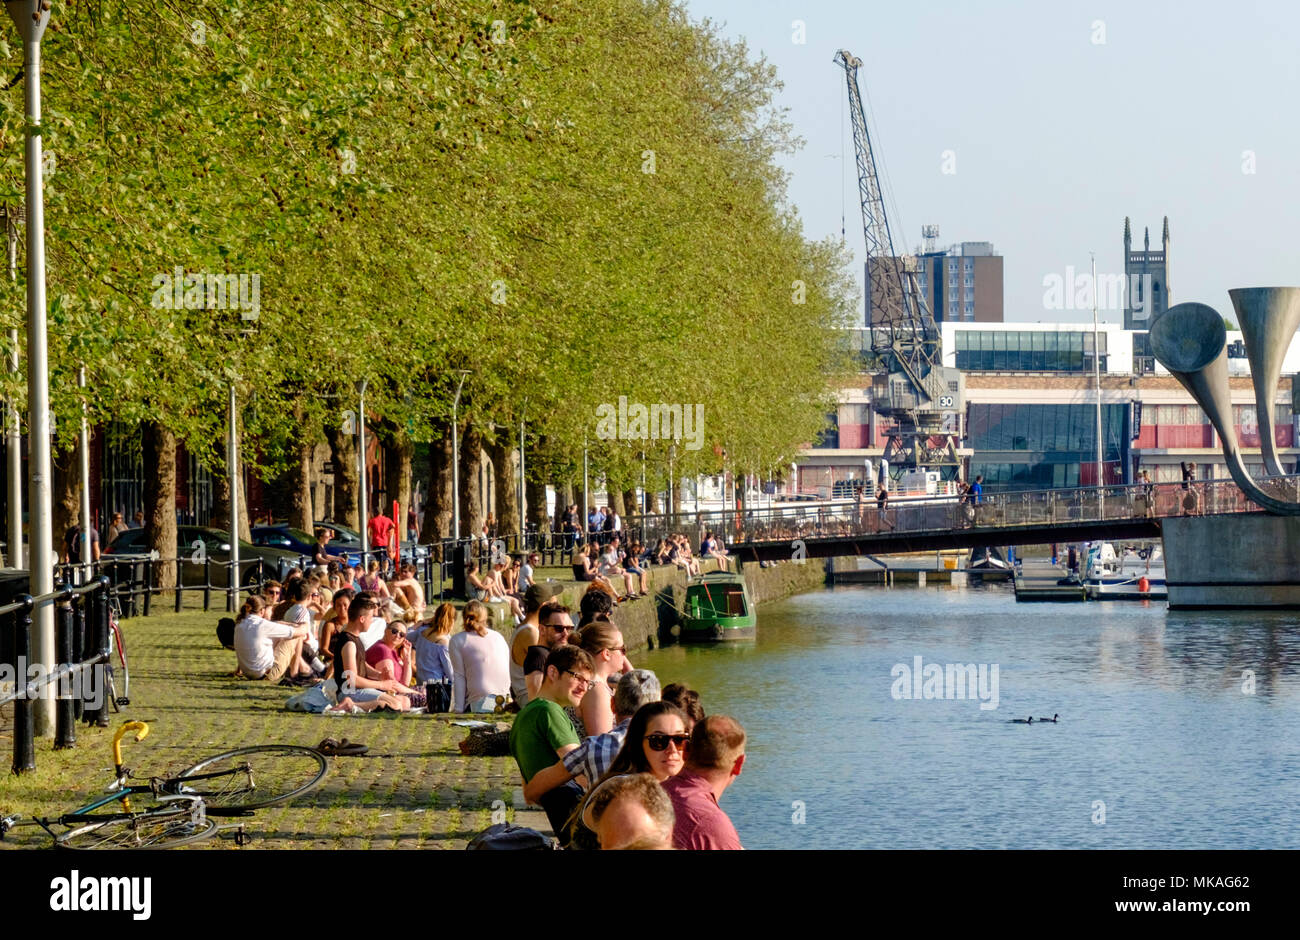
[684,0,1300,324]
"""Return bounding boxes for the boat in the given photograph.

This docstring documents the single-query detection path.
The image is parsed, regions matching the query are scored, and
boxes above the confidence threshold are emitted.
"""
[968,545,1014,582]
[679,571,756,641]
[1084,542,1167,600]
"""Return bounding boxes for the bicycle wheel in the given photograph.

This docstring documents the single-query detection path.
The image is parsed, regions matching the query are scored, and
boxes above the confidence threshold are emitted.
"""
[57,810,217,850]
[169,745,327,815]
[109,618,129,707]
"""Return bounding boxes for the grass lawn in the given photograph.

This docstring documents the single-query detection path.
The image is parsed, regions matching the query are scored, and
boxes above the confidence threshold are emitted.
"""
[0,600,520,849]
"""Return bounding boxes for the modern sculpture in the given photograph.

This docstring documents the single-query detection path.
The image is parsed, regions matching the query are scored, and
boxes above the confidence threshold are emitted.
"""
[1149,290,1300,514]
[1149,288,1300,607]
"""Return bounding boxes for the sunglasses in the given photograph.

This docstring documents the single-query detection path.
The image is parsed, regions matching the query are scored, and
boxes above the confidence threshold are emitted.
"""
[545,622,572,632]
[388,627,406,637]
[645,733,691,752]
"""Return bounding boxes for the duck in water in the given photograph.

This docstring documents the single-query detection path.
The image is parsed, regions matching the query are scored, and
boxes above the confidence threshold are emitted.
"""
[1010,716,1033,724]
[1037,714,1060,723]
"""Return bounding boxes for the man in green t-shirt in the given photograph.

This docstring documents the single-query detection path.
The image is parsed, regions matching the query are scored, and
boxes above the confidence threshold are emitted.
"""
[509,644,596,841]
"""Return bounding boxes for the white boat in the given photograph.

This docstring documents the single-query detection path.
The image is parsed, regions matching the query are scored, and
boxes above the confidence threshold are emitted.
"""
[1084,542,1166,600]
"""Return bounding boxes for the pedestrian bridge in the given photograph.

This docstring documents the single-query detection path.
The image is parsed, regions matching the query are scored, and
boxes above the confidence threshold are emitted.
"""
[661,477,1299,564]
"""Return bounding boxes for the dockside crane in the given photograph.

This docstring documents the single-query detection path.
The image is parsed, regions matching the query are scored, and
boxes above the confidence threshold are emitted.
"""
[834,49,965,479]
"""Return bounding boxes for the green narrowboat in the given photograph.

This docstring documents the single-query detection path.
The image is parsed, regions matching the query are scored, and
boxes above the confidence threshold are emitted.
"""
[680,572,756,641]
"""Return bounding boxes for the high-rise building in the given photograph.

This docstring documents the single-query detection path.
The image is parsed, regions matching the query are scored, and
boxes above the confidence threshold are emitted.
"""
[865,232,1003,326]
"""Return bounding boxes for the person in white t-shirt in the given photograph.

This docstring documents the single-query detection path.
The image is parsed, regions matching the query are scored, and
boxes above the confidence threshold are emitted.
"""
[233,596,315,684]
[599,545,639,599]
[283,579,327,673]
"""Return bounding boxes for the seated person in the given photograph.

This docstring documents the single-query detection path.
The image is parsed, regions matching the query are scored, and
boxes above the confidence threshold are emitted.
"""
[466,560,492,600]
[232,595,316,685]
[578,584,615,628]
[485,559,525,620]
[390,562,426,616]
[329,592,411,710]
[317,587,356,679]
[510,645,597,840]
[366,620,414,685]
[598,543,639,599]
[588,773,676,850]
[313,527,345,569]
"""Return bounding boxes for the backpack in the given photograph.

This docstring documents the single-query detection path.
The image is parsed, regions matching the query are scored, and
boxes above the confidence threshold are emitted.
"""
[466,823,555,851]
[216,617,236,650]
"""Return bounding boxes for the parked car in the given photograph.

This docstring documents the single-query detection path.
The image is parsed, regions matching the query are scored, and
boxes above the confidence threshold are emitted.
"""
[316,519,430,565]
[251,524,361,566]
[103,525,301,587]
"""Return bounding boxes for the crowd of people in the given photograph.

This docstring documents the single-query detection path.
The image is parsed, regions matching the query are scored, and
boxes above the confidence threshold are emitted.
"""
[222,538,747,850]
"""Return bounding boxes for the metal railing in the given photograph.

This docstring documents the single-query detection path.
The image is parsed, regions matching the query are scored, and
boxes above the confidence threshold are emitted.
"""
[0,577,111,774]
[628,476,1295,547]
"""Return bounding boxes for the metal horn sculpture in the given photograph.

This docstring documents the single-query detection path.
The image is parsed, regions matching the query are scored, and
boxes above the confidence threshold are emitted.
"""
[1149,299,1300,515]
[1228,287,1300,477]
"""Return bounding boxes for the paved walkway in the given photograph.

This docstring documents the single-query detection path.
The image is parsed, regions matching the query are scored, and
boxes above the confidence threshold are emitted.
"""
[0,607,529,850]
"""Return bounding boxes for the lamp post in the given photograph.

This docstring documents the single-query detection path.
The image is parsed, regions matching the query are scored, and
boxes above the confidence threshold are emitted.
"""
[77,367,90,583]
[4,206,20,568]
[791,462,798,498]
[227,382,240,611]
[640,450,647,544]
[518,399,527,546]
[668,444,676,531]
[448,371,469,543]
[1092,252,1104,516]
[357,379,368,558]
[6,0,54,736]
[582,439,589,541]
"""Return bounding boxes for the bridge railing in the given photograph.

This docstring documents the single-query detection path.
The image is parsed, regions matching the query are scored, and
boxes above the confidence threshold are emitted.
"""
[649,476,1299,546]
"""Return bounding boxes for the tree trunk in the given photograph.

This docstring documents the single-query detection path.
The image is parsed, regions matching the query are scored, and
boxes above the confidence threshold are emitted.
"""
[142,421,178,589]
[608,483,626,519]
[384,434,414,538]
[210,438,252,542]
[457,423,484,540]
[288,439,314,532]
[52,445,79,563]
[421,424,453,544]
[323,421,359,529]
[487,438,519,541]
[622,487,638,519]
[527,477,549,535]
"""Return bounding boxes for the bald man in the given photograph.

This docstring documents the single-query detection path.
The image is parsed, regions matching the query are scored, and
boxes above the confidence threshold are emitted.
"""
[588,773,675,850]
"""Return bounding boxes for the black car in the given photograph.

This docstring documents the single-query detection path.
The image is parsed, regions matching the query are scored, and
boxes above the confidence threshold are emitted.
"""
[251,524,361,566]
[104,525,301,587]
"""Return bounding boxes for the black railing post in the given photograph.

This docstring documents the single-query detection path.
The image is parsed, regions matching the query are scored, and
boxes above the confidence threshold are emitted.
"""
[174,559,183,613]
[142,559,153,618]
[203,556,211,612]
[71,587,86,722]
[54,585,76,750]
[12,595,35,775]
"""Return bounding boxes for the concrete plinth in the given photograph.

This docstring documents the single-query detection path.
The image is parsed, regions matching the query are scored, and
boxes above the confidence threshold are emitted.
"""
[1163,513,1300,608]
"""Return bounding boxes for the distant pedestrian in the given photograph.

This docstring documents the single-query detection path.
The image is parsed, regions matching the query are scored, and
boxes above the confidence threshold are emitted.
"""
[107,511,128,545]
[130,510,145,529]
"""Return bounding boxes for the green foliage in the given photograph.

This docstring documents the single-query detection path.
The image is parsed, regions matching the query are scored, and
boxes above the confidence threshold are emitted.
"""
[0,0,855,482]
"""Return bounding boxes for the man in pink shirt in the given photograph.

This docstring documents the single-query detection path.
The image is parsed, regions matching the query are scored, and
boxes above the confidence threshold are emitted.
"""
[661,714,746,850]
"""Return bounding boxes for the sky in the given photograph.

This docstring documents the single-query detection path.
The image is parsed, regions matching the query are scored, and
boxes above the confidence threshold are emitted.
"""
[683,0,1300,324]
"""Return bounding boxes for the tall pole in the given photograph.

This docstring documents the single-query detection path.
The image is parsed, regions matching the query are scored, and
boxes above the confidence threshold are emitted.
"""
[8,0,54,737]
[358,379,368,557]
[518,401,526,545]
[228,383,240,611]
[640,451,647,544]
[668,445,675,531]
[450,371,467,542]
[5,211,19,568]
[77,367,90,583]
[582,440,589,542]
[1092,253,1104,513]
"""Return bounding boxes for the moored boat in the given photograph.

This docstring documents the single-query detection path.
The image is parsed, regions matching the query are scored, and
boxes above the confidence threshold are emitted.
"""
[1084,542,1167,600]
[680,572,756,641]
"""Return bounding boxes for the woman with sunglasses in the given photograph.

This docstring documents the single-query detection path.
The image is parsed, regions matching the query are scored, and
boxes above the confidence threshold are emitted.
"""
[564,701,689,848]
[570,620,631,738]
[365,620,414,686]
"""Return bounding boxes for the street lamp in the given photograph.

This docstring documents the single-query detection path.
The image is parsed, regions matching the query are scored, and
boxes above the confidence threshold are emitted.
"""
[4,205,20,568]
[518,399,527,546]
[5,0,54,737]
[228,382,240,611]
[668,444,676,529]
[791,462,798,497]
[356,379,368,558]
[450,370,469,541]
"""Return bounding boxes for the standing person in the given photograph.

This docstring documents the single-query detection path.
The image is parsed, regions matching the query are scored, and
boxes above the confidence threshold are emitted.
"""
[411,602,455,712]
[661,715,747,850]
[509,645,596,839]
[130,510,145,529]
[1139,469,1156,518]
[1181,461,1199,515]
[106,512,128,545]
[562,505,580,552]
[588,505,604,539]
[449,600,512,712]
[64,523,101,565]
[367,509,395,568]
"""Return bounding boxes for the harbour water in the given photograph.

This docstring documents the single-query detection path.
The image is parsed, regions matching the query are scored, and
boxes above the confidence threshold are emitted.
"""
[638,583,1300,849]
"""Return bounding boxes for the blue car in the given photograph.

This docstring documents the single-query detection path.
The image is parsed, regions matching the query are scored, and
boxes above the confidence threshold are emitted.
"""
[251,525,361,566]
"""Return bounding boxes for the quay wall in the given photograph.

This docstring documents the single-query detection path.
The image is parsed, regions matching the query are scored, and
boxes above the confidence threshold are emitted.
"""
[1163,513,1300,608]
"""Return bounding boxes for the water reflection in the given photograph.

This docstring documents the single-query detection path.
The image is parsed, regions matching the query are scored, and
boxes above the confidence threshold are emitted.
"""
[638,583,1300,849]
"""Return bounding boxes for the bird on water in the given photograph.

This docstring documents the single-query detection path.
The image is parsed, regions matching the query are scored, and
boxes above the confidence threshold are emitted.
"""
[1011,716,1033,724]
[1037,714,1060,723]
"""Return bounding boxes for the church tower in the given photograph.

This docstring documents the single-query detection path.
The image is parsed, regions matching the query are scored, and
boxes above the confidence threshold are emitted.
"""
[1123,216,1170,329]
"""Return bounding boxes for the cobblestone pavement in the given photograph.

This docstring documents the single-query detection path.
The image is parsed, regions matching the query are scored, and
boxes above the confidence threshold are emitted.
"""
[0,605,521,849]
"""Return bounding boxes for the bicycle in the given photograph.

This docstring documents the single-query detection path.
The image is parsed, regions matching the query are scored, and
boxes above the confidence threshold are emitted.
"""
[0,721,328,849]
[106,594,129,713]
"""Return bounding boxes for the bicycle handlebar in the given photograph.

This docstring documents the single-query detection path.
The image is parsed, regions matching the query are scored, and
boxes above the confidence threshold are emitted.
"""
[112,721,150,777]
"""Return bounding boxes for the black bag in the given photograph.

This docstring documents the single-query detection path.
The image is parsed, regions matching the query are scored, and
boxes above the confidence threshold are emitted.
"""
[425,679,452,713]
[466,823,555,851]
[216,617,236,650]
